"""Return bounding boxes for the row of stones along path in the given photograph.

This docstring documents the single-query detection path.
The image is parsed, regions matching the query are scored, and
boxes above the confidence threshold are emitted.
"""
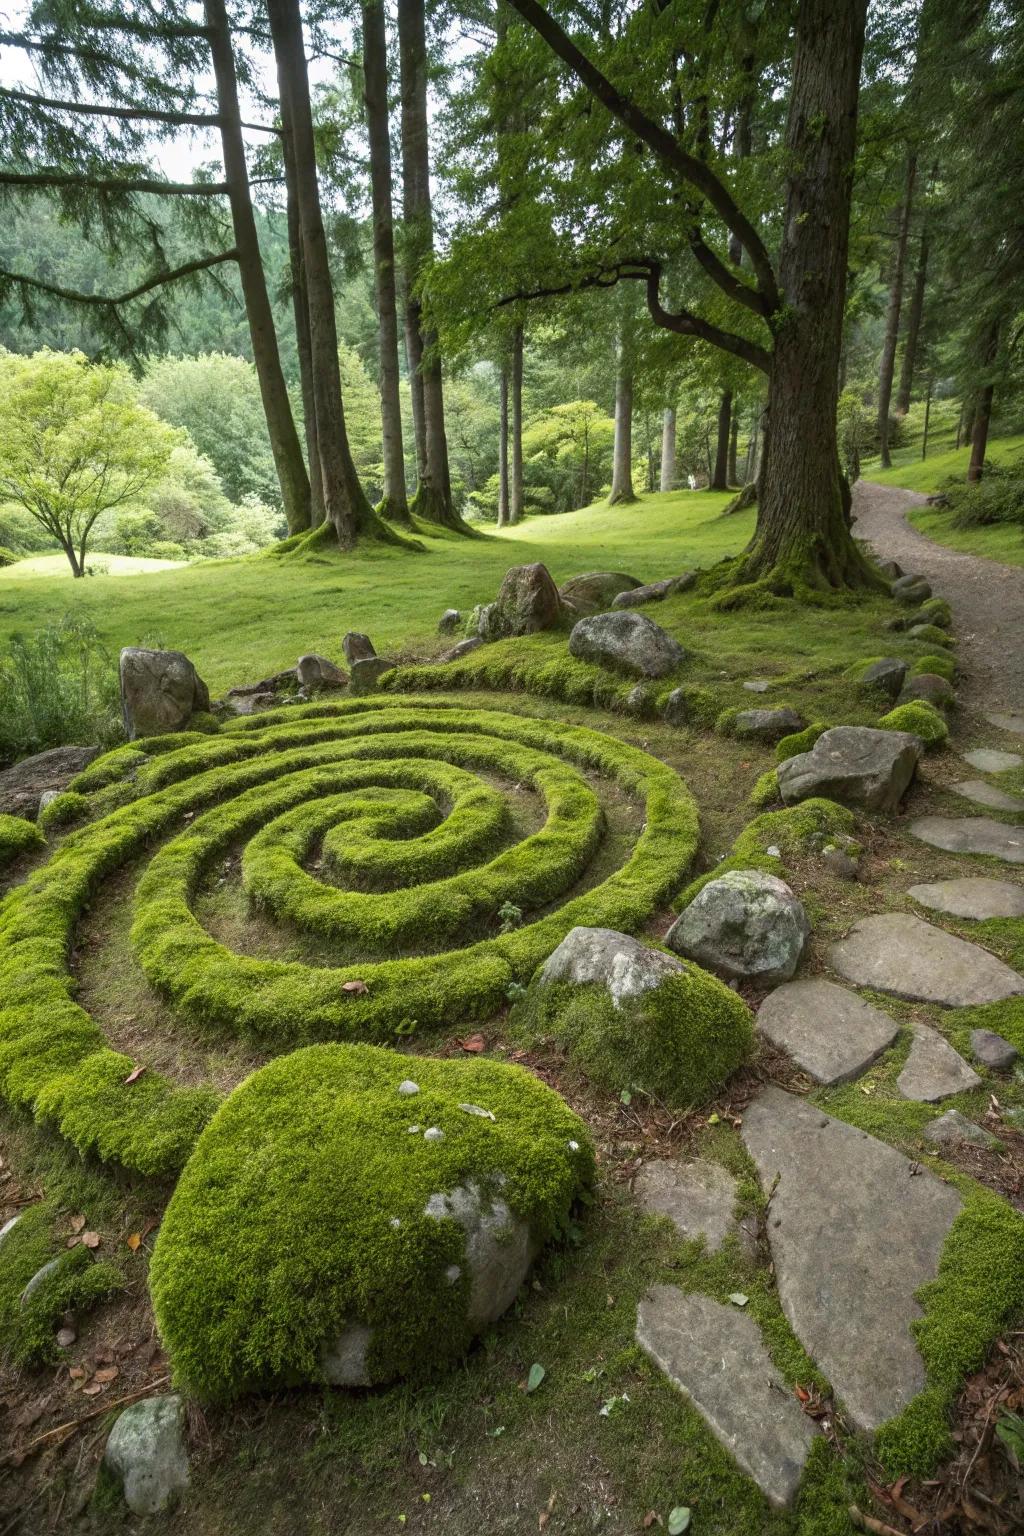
[632,480,1024,1508]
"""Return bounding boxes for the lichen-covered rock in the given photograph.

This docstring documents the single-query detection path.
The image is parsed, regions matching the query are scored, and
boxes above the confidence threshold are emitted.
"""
[348,656,394,694]
[149,1043,592,1400]
[342,632,376,664]
[104,1394,189,1515]
[859,658,908,700]
[891,573,932,604]
[296,653,348,689]
[732,707,804,743]
[666,869,809,984]
[776,725,920,811]
[120,647,210,740]
[441,636,484,662]
[568,611,685,678]
[0,744,101,818]
[538,926,685,1006]
[438,609,462,634]
[557,571,642,613]
[662,687,690,727]
[899,673,955,711]
[486,562,563,637]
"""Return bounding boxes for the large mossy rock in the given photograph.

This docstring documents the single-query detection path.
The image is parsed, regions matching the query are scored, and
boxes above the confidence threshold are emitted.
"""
[558,571,641,613]
[487,562,563,638]
[666,869,809,985]
[120,647,210,740]
[568,611,685,678]
[149,1044,593,1401]
[511,926,752,1106]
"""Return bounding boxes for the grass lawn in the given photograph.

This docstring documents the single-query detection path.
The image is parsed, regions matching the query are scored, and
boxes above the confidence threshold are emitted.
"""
[0,489,750,692]
[0,552,187,580]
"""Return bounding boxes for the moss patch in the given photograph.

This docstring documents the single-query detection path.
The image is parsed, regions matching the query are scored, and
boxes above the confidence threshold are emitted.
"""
[675,798,856,907]
[877,700,949,749]
[0,812,43,870]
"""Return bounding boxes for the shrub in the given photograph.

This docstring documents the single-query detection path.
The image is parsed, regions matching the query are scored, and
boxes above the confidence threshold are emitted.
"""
[0,546,18,567]
[944,460,1024,530]
[877,701,948,750]
[0,616,123,768]
[149,1043,593,1400]
[510,968,753,1107]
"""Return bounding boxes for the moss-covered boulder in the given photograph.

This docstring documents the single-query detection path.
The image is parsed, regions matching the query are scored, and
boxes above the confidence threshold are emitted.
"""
[149,1044,593,1401]
[510,926,752,1106]
[878,701,949,750]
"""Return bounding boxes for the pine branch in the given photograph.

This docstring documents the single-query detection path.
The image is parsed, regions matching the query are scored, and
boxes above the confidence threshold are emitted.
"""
[0,170,236,196]
[0,87,279,135]
[0,248,240,306]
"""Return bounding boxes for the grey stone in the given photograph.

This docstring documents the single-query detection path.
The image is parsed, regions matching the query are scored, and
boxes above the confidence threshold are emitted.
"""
[224,690,276,717]
[741,1087,962,1432]
[777,726,920,812]
[666,869,809,985]
[557,571,642,614]
[625,683,655,717]
[952,779,1024,812]
[662,687,690,727]
[970,1029,1019,1070]
[878,559,904,580]
[612,578,676,607]
[296,653,348,689]
[438,608,461,635]
[489,562,563,637]
[732,707,803,743]
[0,744,101,819]
[348,656,394,695]
[963,748,1023,772]
[397,1079,420,1096]
[568,610,685,678]
[898,1025,982,1101]
[634,1159,754,1256]
[899,674,955,710]
[321,1323,372,1386]
[471,601,498,639]
[20,1257,62,1305]
[743,679,771,693]
[891,574,932,603]
[342,631,376,663]
[830,913,1024,1006]
[120,647,210,740]
[986,712,1024,737]
[909,815,1024,865]
[821,847,859,880]
[860,658,908,700]
[104,1394,189,1515]
[442,636,484,662]
[538,926,684,1008]
[756,978,899,1085]
[424,1181,533,1325]
[922,1109,997,1150]
[908,877,1024,921]
[635,1287,817,1508]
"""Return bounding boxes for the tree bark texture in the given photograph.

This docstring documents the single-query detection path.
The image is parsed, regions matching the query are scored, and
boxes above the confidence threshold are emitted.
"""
[967,321,999,483]
[282,111,324,528]
[659,407,676,492]
[895,222,929,416]
[497,359,510,526]
[877,153,917,467]
[509,323,524,523]
[205,0,311,535]
[363,0,410,523]
[711,390,732,490]
[608,341,635,503]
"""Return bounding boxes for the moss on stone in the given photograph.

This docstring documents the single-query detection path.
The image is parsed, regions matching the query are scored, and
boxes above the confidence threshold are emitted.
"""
[750,768,781,808]
[149,1042,593,1401]
[915,598,953,628]
[877,700,948,749]
[911,653,956,684]
[775,722,826,763]
[38,790,91,834]
[0,813,43,870]
[675,799,856,907]
[0,1202,124,1368]
[908,623,954,648]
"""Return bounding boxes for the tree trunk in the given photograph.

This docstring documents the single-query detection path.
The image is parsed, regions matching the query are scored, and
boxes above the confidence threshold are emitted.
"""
[497,358,510,526]
[728,406,739,487]
[711,390,732,490]
[363,0,410,525]
[282,108,324,528]
[267,0,392,548]
[921,376,932,458]
[509,322,524,523]
[608,337,635,504]
[967,322,999,483]
[398,0,463,530]
[895,223,928,416]
[660,408,676,492]
[877,152,917,468]
[205,0,311,535]
[739,0,876,594]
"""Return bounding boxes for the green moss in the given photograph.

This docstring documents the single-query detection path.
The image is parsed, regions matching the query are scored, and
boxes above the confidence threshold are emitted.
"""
[911,652,956,683]
[675,684,720,730]
[750,768,781,808]
[0,1203,124,1368]
[775,722,826,762]
[675,799,855,907]
[38,790,91,834]
[877,700,948,749]
[0,812,43,870]
[916,597,953,628]
[149,1042,594,1401]
[509,967,753,1108]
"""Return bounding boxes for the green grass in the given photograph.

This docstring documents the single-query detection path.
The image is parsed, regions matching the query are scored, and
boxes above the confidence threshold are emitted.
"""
[0,490,746,693]
[0,552,187,579]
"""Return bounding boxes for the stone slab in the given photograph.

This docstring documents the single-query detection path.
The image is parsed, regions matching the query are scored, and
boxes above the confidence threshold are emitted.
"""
[829,913,1024,1006]
[634,1159,754,1256]
[741,1087,962,1432]
[952,780,1024,813]
[898,1025,982,1101]
[756,977,899,1085]
[963,748,1023,773]
[985,713,1024,737]
[635,1286,817,1507]
[908,877,1024,921]
[970,1029,1019,1070]
[923,1109,997,1150]
[910,816,1024,865]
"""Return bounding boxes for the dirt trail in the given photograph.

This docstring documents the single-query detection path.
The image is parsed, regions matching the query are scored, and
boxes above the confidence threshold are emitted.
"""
[853,479,1024,716]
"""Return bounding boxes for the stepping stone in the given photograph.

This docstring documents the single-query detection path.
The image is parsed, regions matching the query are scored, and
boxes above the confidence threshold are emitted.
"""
[908,877,1024,921]
[756,978,899,1086]
[970,1028,1019,1070]
[963,748,1023,773]
[829,913,1024,1006]
[741,1088,962,1432]
[897,1025,982,1101]
[634,1160,755,1257]
[922,1109,997,1150]
[635,1286,817,1508]
[952,780,1024,813]
[986,712,1024,737]
[910,816,1024,865]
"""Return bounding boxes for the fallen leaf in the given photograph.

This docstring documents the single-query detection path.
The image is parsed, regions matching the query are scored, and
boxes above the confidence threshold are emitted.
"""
[526,1362,546,1394]
[341,980,369,994]
[68,1367,86,1381]
[70,1214,86,1233]
[643,1514,660,1529]
[539,1515,548,1532]
[66,1235,81,1248]
[123,1064,146,1084]
[458,1034,486,1053]
[126,1233,141,1251]
[81,1231,101,1249]
[795,1384,811,1403]
[82,1383,104,1396]
[667,1510,691,1536]
[94,1366,119,1383]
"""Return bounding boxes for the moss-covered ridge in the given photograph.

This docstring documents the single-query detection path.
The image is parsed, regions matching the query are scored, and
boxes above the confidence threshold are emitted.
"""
[0,697,700,1176]
[149,1042,594,1401]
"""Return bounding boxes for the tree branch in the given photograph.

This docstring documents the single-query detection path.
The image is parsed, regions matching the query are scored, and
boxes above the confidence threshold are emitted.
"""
[686,223,768,316]
[0,249,240,307]
[0,170,234,196]
[0,87,279,135]
[505,0,779,311]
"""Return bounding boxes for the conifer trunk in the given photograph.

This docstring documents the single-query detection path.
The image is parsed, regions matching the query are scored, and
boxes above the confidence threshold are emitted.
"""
[660,408,676,492]
[711,391,732,490]
[967,321,999,483]
[509,323,524,523]
[878,153,917,467]
[895,223,929,416]
[281,117,324,528]
[497,358,510,526]
[205,0,311,535]
[608,324,636,504]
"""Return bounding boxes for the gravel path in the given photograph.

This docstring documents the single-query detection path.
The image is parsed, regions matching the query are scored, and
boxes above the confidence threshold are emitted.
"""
[852,479,1024,716]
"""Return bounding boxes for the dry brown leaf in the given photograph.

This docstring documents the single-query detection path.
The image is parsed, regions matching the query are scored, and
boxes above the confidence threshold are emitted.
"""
[65,1235,81,1248]
[69,1214,86,1234]
[123,1065,146,1085]
[94,1367,119,1384]
[126,1232,141,1251]
[81,1383,104,1397]
[341,980,369,994]
[81,1231,100,1249]
[68,1367,86,1381]
[538,1515,548,1532]
[458,1034,486,1053]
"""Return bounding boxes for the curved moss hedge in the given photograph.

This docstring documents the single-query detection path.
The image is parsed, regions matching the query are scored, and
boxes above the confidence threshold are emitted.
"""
[0,697,700,1175]
[149,1043,594,1400]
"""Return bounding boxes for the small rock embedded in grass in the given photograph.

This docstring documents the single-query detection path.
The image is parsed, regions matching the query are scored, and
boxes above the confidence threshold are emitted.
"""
[923,1109,998,1150]
[970,1029,1019,1071]
[909,815,1024,865]
[104,1394,189,1516]
[398,1080,420,1096]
